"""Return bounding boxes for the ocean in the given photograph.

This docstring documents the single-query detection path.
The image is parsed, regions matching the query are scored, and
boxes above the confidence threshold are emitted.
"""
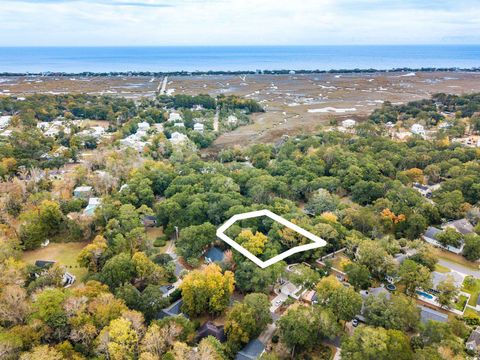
[0,45,480,73]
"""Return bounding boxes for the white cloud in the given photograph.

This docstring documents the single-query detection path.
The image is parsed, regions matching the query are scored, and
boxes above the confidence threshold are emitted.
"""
[0,0,479,45]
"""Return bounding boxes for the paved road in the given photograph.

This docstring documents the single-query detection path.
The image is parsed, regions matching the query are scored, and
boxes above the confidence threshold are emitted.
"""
[158,76,168,95]
[438,258,480,278]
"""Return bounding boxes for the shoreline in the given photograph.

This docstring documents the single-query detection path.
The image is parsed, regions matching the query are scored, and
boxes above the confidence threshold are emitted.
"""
[1,67,480,77]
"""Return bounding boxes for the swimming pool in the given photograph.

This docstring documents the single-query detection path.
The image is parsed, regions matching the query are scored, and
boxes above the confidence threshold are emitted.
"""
[416,290,434,300]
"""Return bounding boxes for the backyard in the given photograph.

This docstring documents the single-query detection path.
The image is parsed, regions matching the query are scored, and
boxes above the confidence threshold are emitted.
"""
[463,276,480,307]
[22,241,89,282]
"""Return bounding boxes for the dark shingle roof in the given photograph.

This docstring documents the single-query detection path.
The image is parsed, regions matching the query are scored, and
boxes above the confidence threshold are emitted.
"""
[34,260,56,268]
[196,322,226,342]
[157,299,185,319]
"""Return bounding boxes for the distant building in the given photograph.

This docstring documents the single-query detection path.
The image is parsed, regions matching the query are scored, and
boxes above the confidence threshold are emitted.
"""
[168,112,182,122]
[84,198,101,216]
[342,119,357,128]
[169,132,188,146]
[193,123,204,133]
[74,186,93,199]
[411,123,426,136]
[0,115,11,130]
[413,183,432,198]
[141,215,157,227]
[235,339,266,360]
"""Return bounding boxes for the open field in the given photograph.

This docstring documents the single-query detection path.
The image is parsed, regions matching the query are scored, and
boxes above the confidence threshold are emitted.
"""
[3,71,480,149]
[22,241,88,281]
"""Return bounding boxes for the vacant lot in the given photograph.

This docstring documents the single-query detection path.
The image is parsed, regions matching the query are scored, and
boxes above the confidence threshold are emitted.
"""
[22,241,88,281]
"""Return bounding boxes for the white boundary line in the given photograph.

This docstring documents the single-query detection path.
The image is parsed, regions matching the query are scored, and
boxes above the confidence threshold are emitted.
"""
[216,209,327,268]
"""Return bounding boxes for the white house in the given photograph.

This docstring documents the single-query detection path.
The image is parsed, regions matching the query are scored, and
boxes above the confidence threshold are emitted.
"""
[227,115,238,124]
[168,112,182,122]
[411,123,426,136]
[193,123,204,133]
[0,115,11,130]
[342,119,357,128]
[169,132,188,146]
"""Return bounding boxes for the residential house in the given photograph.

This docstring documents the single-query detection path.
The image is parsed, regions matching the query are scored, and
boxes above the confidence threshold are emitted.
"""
[168,112,182,122]
[193,123,204,133]
[357,286,391,322]
[302,290,318,305]
[74,186,93,199]
[0,115,11,130]
[280,281,303,300]
[235,339,266,360]
[423,226,463,254]
[204,246,225,264]
[411,123,426,137]
[413,183,433,198]
[419,305,448,324]
[141,215,157,227]
[84,198,101,216]
[443,218,475,236]
[196,322,226,343]
[466,327,480,353]
[169,132,188,146]
[156,298,186,320]
[227,115,238,124]
[430,271,464,294]
[342,119,356,128]
[34,260,75,287]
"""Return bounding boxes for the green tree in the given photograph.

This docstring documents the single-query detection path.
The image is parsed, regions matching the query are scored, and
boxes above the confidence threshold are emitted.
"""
[341,326,412,360]
[463,233,480,261]
[435,228,463,248]
[100,253,136,290]
[316,276,362,322]
[399,259,432,296]
[344,263,371,290]
[364,293,420,331]
[436,275,459,308]
[177,222,216,265]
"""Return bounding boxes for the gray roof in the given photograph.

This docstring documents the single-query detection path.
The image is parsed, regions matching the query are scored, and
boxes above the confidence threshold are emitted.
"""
[424,226,442,240]
[235,339,265,360]
[467,328,480,348]
[360,287,391,300]
[443,219,475,235]
[419,306,448,323]
[157,298,185,319]
[431,271,463,290]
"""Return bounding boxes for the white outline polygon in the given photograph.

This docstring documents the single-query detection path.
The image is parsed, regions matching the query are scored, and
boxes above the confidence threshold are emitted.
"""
[216,209,327,268]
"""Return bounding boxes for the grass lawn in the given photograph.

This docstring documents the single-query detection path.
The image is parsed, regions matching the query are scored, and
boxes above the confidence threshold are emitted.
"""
[435,264,451,273]
[464,307,480,318]
[452,294,468,312]
[432,248,479,270]
[22,242,88,282]
[145,227,168,253]
[463,277,480,307]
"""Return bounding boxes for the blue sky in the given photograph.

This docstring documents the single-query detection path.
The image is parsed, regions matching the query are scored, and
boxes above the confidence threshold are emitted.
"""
[1,0,479,46]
